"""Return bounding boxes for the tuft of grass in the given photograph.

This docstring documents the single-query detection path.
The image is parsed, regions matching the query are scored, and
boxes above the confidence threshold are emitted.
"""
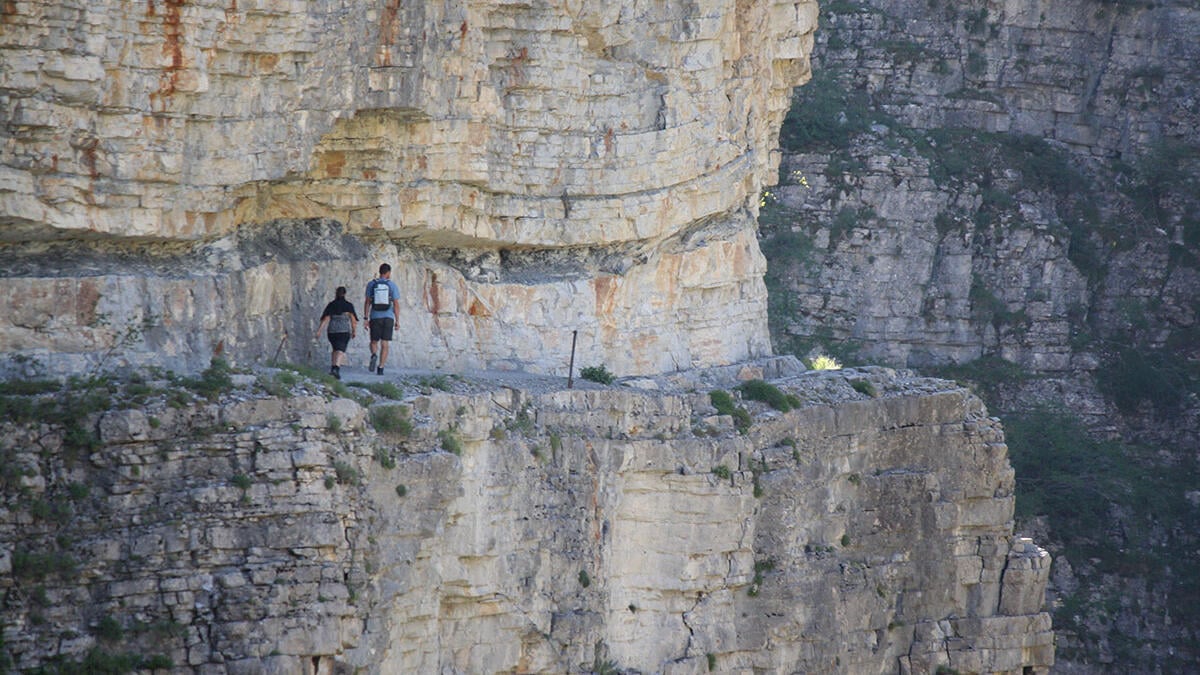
[12,549,79,581]
[40,648,172,673]
[0,379,61,396]
[374,446,397,470]
[592,657,620,675]
[439,429,463,455]
[807,355,842,370]
[354,381,404,399]
[736,379,796,411]
[506,407,536,435]
[578,570,591,588]
[186,357,235,401]
[748,558,776,597]
[418,374,452,392]
[580,365,615,385]
[231,474,252,490]
[395,484,407,497]
[333,461,360,485]
[326,413,342,432]
[711,465,732,480]
[94,616,124,643]
[709,390,752,433]
[849,379,878,397]
[370,405,413,436]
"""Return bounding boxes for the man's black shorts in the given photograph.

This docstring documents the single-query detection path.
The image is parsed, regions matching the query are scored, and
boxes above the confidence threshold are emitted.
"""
[327,332,351,353]
[369,317,394,342]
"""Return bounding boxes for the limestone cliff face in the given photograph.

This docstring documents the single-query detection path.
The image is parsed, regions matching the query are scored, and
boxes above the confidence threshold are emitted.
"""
[0,366,1052,673]
[0,0,816,377]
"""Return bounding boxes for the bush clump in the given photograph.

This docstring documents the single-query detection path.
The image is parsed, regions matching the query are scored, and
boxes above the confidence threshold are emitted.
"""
[580,365,615,385]
[736,379,801,411]
[187,357,235,400]
[370,405,413,436]
[709,390,752,433]
[355,381,404,400]
[439,429,463,455]
[849,379,878,397]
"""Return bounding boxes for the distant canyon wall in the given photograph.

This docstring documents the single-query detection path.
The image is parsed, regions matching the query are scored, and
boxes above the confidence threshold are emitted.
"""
[767,0,1200,435]
[0,0,817,376]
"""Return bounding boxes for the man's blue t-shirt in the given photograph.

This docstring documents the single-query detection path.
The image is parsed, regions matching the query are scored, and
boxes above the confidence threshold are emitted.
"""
[366,278,401,320]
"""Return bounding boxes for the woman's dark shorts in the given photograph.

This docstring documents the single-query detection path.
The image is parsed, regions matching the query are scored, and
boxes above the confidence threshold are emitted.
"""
[327,332,351,353]
[369,317,394,342]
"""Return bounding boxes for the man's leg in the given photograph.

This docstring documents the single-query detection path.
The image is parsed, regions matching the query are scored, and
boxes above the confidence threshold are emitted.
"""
[379,340,390,368]
[368,318,379,372]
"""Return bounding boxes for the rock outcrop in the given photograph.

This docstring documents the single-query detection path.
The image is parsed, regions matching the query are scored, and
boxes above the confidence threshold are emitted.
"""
[761,0,1200,671]
[0,0,817,377]
[0,365,1052,673]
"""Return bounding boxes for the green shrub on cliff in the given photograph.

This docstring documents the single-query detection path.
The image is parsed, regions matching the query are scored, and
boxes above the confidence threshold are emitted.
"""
[735,379,800,412]
[370,405,412,436]
[580,364,615,385]
[849,379,877,397]
[1005,407,1200,629]
[1097,346,1195,414]
[709,390,752,433]
[779,69,879,151]
[439,429,463,455]
[186,357,234,401]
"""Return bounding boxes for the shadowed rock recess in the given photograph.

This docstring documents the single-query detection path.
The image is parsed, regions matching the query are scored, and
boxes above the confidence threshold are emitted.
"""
[0,365,1052,673]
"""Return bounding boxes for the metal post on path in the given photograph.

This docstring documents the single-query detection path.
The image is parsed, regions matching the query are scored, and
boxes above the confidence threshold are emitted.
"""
[567,329,578,389]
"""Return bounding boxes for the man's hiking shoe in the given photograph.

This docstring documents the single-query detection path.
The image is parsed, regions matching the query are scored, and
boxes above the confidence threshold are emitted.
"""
[376,367,384,376]
[331,366,341,380]
[368,353,377,372]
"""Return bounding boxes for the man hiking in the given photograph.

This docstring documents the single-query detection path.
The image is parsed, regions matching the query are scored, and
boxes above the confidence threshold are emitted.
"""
[365,263,401,376]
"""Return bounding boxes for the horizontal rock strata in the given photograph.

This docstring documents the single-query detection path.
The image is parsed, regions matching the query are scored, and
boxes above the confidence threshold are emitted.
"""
[0,0,818,377]
[0,365,1052,673]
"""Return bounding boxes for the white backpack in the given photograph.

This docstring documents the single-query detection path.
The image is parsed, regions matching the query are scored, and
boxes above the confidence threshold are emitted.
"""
[371,280,391,311]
